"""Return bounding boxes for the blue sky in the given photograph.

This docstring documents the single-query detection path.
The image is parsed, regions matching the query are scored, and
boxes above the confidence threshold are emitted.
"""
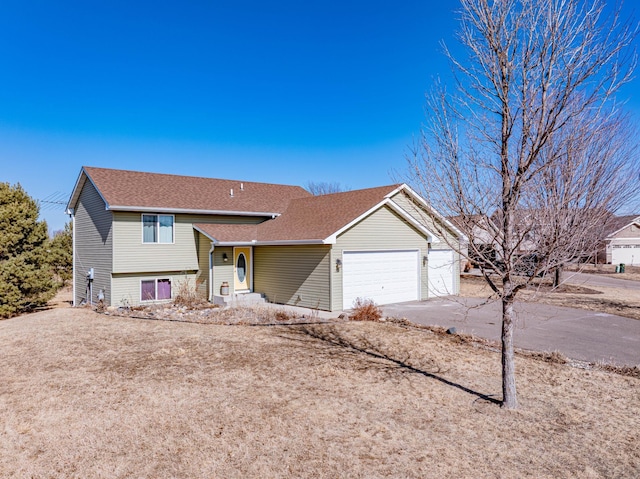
[1,1,638,233]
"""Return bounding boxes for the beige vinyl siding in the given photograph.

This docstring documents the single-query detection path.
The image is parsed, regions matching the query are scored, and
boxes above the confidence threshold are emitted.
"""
[212,246,234,297]
[390,191,462,295]
[254,245,331,311]
[73,180,113,306]
[112,213,265,274]
[112,272,197,307]
[611,223,640,239]
[331,205,429,311]
[195,232,211,299]
[391,191,460,245]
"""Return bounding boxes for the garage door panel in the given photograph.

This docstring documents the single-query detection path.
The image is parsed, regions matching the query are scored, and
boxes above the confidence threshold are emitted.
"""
[343,250,419,308]
[428,250,455,297]
[612,245,640,265]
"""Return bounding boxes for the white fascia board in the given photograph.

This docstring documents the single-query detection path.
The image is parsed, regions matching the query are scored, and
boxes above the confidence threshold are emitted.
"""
[66,168,86,212]
[396,184,468,242]
[192,225,218,242]
[67,168,111,212]
[253,239,328,246]
[192,228,323,246]
[384,184,406,199]
[215,241,258,246]
[68,167,111,212]
[605,218,640,240]
[213,239,327,246]
[109,205,280,217]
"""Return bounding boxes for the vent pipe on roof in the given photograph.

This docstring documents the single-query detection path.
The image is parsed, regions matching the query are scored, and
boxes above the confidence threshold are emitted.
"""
[240,183,244,191]
[230,188,234,197]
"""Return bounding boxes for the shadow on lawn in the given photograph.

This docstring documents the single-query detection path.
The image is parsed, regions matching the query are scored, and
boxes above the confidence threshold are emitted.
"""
[280,324,501,406]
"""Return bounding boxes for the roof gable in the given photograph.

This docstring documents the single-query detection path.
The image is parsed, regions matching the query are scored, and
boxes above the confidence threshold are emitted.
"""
[605,215,640,239]
[194,184,436,244]
[256,185,403,242]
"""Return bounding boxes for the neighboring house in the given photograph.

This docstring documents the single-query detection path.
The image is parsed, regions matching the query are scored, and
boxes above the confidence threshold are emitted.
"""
[448,214,501,270]
[605,215,640,265]
[66,167,462,311]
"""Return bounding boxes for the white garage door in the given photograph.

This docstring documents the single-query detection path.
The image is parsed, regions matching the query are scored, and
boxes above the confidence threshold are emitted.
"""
[612,244,640,265]
[343,250,419,308]
[428,249,455,297]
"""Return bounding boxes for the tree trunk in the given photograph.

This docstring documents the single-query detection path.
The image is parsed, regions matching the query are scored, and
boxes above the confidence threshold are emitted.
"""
[553,266,562,288]
[501,295,518,409]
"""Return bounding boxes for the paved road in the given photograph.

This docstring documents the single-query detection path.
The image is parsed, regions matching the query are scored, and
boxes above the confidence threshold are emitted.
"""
[563,271,640,290]
[382,298,640,366]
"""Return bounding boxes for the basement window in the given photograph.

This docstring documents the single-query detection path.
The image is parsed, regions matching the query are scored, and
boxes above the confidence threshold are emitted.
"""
[142,214,174,244]
[141,278,172,301]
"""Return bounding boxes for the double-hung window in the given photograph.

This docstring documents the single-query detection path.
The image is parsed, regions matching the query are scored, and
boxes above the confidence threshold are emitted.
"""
[142,214,174,243]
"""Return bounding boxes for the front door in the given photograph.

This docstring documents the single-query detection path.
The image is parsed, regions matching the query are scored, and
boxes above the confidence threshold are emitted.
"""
[233,247,252,292]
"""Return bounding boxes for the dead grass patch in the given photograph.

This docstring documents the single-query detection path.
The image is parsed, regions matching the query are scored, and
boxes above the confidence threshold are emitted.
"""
[565,263,640,281]
[105,302,335,326]
[461,273,640,320]
[349,297,384,321]
[0,308,638,478]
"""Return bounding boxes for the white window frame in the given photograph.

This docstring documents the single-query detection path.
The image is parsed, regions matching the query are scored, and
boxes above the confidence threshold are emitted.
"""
[141,214,175,244]
[140,278,172,302]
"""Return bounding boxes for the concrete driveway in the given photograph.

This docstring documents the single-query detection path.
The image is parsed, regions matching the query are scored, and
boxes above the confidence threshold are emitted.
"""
[382,298,640,366]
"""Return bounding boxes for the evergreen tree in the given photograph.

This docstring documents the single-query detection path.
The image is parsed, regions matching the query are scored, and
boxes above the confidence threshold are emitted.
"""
[49,222,73,284]
[0,183,56,318]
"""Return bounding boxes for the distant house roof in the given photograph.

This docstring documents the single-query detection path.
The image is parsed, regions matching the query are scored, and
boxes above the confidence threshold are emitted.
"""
[605,215,640,240]
[67,166,311,216]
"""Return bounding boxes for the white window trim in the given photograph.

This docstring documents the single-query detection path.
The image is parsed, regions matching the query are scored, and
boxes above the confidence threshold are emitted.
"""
[141,214,175,244]
[140,277,173,302]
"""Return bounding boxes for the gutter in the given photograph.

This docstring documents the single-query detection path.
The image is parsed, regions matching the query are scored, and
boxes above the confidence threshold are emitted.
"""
[72,213,76,306]
[208,242,215,302]
[108,205,282,217]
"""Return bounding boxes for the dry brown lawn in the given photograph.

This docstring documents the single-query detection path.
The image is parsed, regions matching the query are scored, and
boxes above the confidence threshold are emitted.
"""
[461,273,640,321]
[1,307,638,478]
[565,263,640,282]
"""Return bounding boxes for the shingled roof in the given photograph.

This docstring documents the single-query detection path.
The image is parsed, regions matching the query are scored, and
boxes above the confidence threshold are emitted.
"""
[256,185,402,242]
[604,215,640,239]
[68,166,441,245]
[68,166,311,215]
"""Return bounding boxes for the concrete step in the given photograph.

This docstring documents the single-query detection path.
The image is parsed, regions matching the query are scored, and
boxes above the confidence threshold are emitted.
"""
[213,292,265,307]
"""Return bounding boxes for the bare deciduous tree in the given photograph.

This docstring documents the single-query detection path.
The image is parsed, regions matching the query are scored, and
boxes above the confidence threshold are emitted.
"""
[408,0,639,409]
[306,181,350,196]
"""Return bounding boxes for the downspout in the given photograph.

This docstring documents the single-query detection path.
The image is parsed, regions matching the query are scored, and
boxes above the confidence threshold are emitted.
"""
[71,210,76,306]
[208,242,215,302]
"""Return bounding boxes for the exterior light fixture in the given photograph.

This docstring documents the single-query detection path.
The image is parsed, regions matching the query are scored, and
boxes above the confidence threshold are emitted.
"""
[223,253,229,262]
[336,259,342,272]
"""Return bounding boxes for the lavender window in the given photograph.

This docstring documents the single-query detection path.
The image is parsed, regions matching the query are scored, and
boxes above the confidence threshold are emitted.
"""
[157,279,171,300]
[141,280,156,301]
